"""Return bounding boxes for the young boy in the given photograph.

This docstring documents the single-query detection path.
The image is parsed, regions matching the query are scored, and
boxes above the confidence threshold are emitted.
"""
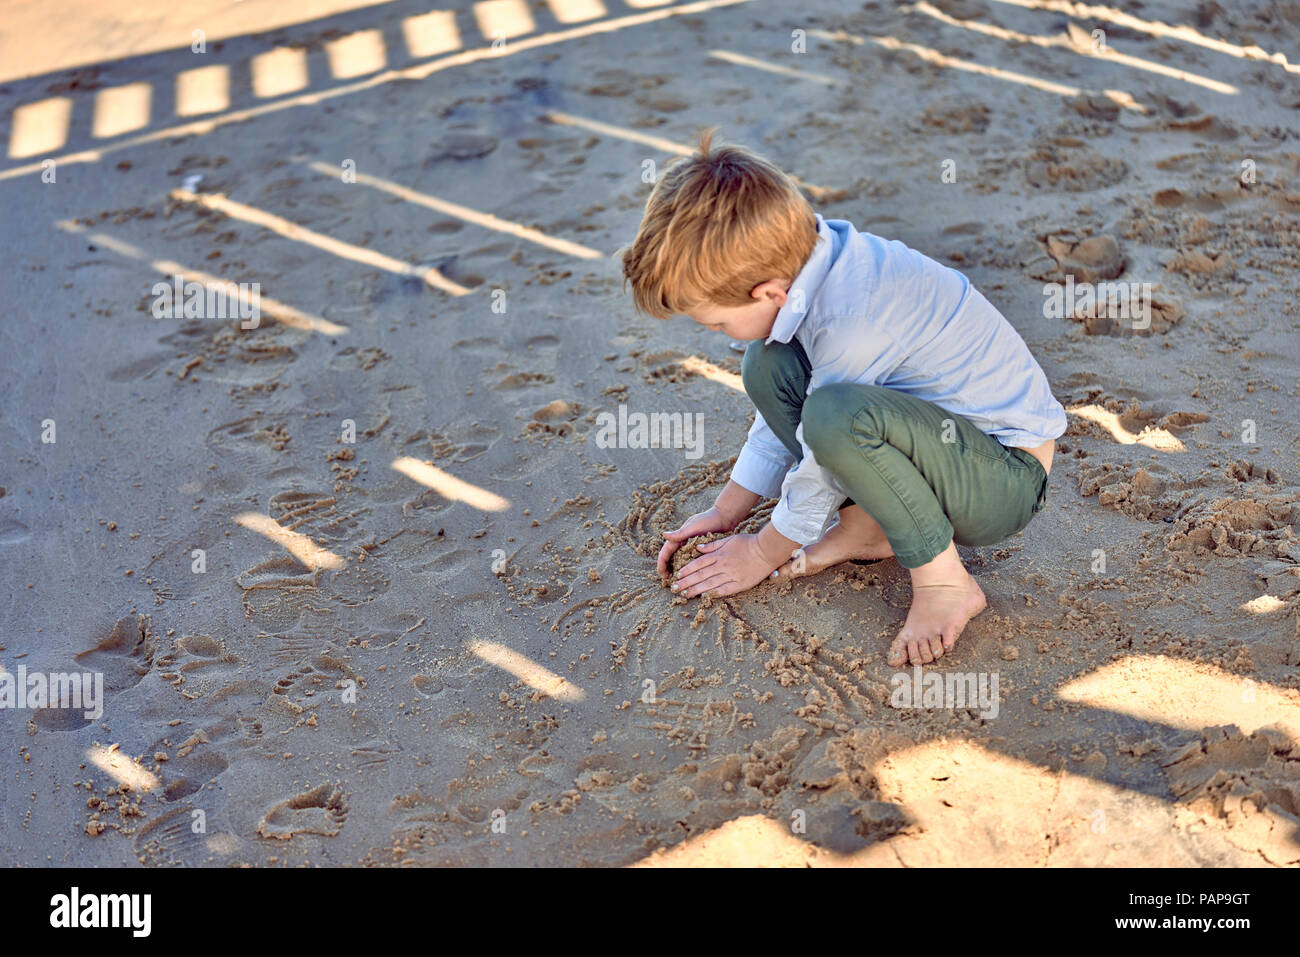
[621,131,1066,668]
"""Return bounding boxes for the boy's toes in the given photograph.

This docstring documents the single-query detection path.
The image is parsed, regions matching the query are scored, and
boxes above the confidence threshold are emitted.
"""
[774,553,808,579]
[887,639,907,667]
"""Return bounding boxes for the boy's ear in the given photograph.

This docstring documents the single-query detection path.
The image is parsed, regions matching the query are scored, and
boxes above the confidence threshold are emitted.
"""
[750,279,789,304]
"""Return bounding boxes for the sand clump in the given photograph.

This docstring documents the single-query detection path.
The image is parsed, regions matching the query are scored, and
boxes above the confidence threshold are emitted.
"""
[667,532,731,580]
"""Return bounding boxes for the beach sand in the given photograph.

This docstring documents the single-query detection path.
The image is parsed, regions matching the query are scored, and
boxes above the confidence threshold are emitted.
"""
[1,0,1297,866]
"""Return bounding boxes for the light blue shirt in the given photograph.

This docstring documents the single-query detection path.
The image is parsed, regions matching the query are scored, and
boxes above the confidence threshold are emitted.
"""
[732,215,1068,546]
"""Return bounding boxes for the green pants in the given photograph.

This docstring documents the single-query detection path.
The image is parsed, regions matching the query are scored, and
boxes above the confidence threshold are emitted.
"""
[742,339,1049,568]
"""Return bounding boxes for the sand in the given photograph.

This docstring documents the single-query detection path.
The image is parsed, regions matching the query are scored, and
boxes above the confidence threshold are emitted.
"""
[1,0,1298,867]
[667,533,731,579]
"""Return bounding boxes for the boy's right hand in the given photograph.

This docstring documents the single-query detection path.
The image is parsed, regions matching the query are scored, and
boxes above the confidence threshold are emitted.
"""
[657,507,734,579]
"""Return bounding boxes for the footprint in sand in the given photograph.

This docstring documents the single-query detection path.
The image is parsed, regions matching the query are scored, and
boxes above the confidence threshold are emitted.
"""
[266,489,369,545]
[524,399,584,441]
[74,615,156,695]
[451,336,503,356]
[493,370,554,390]
[105,350,173,383]
[411,674,445,697]
[0,515,31,545]
[133,805,218,867]
[326,346,390,372]
[256,784,349,841]
[159,750,230,802]
[155,633,245,700]
[205,415,290,458]
[400,425,498,464]
[1023,142,1127,192]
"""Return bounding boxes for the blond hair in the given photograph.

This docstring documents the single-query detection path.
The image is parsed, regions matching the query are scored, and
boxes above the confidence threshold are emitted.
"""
[620,129,817,319]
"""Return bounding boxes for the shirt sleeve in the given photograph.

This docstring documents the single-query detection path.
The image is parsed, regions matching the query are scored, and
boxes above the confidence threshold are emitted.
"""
[730,409,797,499]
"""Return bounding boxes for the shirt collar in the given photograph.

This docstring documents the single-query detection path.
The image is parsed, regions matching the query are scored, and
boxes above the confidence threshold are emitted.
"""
[766,213,835,344]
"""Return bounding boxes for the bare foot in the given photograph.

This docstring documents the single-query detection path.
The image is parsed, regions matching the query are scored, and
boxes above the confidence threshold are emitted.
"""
[773,505,894,579]
[887,542,987,667]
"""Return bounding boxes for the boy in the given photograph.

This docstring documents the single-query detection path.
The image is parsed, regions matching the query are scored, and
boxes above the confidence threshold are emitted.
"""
[620,131,1066,668]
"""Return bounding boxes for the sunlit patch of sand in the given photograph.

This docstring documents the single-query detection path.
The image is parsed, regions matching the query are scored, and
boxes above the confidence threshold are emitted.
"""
[630,814,898,867]
[87,744,159,792]
[234,512,346,571]
[1057,654,1300,740]
[680,356,743,392]
[1067,403,1185,451]
[467,640,584,702]
[632,736,1244,866]
[1241,594,1287,614]
[390,457,509,511]
[875,739,1227,866]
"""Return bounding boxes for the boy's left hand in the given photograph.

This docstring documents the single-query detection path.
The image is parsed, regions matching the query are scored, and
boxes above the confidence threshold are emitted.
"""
[672,534,780,598]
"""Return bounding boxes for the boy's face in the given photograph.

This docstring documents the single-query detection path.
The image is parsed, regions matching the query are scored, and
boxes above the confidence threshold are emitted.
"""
[684,280,789,341]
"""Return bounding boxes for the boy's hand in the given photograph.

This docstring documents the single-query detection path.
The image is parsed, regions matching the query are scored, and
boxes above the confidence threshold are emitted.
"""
[672,533,782,599]
[657,506,735,578]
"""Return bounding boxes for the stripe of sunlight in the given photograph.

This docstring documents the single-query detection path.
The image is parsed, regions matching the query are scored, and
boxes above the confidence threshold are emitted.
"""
[681,355,743,391]
[547,0,607,25]
[169,188,471,295]
[0,0,757,181]
[991,0,1300,74]
[808,27,1147,112]
[708,49,839,85]
[474,0,536,41]
[87,744,160,793]
[298,158,602,259]
[1066,404,1184,451]
[909,1,1237,95]
[54,219,348,335]
[92,83,152,139]
[1057,655,1300,741]
[251,47,311,98]
[402,9,462,58]
[546,110,691,155]
[326,29,388,79]
[8,97,72,158]
[391,457,510,511]
[175,63,231,116]
[468,640,585,702]
[542,111,837,199]
[234,512,346,570]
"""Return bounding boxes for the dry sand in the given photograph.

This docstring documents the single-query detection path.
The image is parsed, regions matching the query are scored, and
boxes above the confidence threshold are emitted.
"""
[1,0,1298,866]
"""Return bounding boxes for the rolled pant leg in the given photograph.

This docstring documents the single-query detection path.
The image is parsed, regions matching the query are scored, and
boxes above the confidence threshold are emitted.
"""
[801,382,1049,569]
